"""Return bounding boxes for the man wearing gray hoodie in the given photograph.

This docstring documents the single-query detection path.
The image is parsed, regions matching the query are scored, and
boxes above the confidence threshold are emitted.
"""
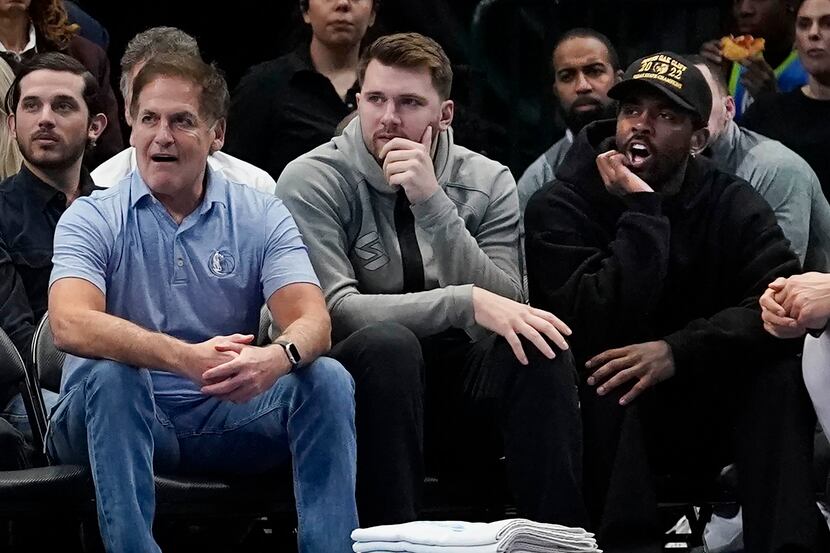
[277,33,586,528]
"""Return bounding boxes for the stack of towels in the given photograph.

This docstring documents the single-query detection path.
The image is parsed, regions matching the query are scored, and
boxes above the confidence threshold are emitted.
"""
[351,519,601,553]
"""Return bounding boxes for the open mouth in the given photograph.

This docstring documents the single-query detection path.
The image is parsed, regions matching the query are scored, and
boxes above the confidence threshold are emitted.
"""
[150,154,178,163]
[627,142,652,169]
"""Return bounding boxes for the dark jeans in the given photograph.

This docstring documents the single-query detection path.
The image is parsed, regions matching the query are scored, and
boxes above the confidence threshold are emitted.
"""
[580,354,830,553]
[330,322,586,528]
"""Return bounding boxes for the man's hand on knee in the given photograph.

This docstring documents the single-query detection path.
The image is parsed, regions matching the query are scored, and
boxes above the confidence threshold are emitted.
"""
[200,342,291,403]
[585,340,676,406]
[472,286,572,365]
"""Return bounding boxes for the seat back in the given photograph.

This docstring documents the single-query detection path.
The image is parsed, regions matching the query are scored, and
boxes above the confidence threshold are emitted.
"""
[0,324,47,454]
[0,325,24,399]
[32,312,65,394]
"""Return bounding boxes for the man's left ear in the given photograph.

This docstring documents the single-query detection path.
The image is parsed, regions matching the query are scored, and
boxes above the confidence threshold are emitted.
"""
[209,118,227,154]
[690,127,710,157]
[615,69,624,83]
[7,112,16,139]
[438,99,454,131]
[87,113,107,144]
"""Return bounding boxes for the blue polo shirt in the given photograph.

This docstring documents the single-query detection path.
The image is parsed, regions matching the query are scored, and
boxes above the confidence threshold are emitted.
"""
[50,166,319,402]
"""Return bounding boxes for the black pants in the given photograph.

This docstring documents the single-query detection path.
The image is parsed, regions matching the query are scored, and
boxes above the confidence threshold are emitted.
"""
[580,354,830,553]
[330,322,586,527]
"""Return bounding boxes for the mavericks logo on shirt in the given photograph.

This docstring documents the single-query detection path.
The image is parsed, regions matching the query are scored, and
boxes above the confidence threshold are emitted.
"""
[209,250,236,276]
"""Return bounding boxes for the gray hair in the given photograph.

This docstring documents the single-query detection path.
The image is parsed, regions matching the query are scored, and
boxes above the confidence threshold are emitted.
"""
[119,27,200,99]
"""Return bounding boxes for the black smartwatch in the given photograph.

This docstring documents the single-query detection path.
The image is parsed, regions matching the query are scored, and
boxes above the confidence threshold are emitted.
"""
[275,340,302,371]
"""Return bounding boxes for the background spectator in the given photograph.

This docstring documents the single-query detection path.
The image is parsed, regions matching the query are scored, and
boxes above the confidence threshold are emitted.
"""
[0,58,22,177]
[225,0,377,181]
[0,52,105,452]
[0,0,121,167]
[693,56,830,271]
[700,0,806,119]
[743,0,830,197]
[517,28,622,214]
[64,0,109,52]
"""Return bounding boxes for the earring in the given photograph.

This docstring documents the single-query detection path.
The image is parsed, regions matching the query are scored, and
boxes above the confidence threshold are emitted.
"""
[89,139,97,148]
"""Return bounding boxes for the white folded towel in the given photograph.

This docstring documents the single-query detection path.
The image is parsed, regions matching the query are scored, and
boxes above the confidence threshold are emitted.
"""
[351,519,601,553]
[352,520,514,547]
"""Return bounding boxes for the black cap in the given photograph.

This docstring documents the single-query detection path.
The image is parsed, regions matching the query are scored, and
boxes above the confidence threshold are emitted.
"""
[608,51,712,122]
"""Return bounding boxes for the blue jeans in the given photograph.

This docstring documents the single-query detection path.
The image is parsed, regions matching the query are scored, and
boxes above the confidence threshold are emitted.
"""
[46,357,358,553]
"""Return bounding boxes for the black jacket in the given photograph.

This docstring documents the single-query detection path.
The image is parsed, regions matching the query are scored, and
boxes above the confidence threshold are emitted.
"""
[0,166,98,366]
[225,47,358,182]
[525,120,801,373]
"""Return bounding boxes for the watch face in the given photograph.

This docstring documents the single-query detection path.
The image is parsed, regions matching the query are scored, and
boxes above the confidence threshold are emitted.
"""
[286,342,301,365]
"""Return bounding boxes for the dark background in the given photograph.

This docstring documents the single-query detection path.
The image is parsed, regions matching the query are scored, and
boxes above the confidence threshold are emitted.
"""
[75,0,731,175]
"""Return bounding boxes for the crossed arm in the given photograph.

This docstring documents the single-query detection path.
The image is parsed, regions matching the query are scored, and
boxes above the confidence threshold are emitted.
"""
[49,277,331,403]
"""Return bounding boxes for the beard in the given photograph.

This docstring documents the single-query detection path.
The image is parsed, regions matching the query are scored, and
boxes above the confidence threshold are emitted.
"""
[561,99,617,134]
[17,137,87,172]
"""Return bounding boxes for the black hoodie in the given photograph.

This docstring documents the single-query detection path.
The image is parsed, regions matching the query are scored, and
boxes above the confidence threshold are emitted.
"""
[524,120,801,374]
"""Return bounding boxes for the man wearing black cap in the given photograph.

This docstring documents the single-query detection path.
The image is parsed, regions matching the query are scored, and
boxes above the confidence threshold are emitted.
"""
[525,51,829,553]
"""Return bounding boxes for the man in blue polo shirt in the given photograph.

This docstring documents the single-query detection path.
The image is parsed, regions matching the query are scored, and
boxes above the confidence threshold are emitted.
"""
[45,53,357,553]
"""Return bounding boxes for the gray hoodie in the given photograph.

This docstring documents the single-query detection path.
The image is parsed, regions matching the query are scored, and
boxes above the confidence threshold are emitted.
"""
[276,117,522,341]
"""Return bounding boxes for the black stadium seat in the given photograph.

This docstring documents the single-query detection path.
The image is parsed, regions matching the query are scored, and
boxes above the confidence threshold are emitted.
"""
[0,324,93,523]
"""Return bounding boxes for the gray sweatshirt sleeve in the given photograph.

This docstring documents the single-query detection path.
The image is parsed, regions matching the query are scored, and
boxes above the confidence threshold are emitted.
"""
[410,166,524,303]
[276,160,479,341]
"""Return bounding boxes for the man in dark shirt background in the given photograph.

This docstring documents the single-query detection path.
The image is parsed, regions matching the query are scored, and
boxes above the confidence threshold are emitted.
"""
[0,52,105,418]
[225,0,377,181]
